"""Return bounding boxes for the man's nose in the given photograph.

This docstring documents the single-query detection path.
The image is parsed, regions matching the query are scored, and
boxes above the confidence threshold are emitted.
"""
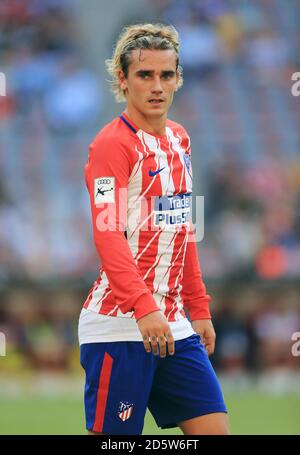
[151,76,163,93]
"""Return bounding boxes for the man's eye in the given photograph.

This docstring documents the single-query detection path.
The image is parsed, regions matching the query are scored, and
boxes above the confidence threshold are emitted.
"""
[163,73,173,79]
[141,73,150,79]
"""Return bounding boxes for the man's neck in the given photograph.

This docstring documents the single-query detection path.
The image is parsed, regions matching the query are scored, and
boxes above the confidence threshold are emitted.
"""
[124,108,167,136]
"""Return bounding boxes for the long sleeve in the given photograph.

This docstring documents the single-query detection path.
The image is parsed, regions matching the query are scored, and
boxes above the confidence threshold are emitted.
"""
[85,135,160,321]
[181,221,212,320]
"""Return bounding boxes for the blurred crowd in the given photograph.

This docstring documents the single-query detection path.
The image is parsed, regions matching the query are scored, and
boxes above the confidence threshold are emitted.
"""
[0,0,101,130]
[0,0,101,283]
[0,286,299,377]
[0,0,299,283]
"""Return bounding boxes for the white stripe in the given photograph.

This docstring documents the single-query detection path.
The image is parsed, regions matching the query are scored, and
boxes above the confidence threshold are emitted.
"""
[150,230,178,314]
[173,228,189,290]
[127,135,148,260]
[176,131,193,187]
[153,230,185,317]
[166,127,184,193]
[173,229,190,320]
[116,307,134,317]
[165,227,188,319]
[128,145,146,183]
[107,304,118,316]
[142,226,166,282]
[135,229,161,262]
[87,271,111,312]
[157,136,175,195]
[132,131,157,202]
[154,230,181,291]
[167,128,192,193]
[164,132,176,195]
[174,293,184,321]
[141,132,173,197]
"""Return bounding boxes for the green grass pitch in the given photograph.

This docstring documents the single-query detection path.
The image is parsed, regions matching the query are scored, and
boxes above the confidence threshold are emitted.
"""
[0,392,299,435]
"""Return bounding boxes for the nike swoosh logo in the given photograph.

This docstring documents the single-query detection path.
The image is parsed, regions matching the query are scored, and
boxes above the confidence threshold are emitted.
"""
[149,167,165,177]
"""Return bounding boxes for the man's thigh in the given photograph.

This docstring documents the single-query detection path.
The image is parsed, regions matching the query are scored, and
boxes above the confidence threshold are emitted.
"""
[80,341,156,435]
[148,334,228,430]
[179,412,230,435]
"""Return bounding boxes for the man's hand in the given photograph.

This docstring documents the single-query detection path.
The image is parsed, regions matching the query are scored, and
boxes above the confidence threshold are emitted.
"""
[192,319,216,356]
[137,311,175,357]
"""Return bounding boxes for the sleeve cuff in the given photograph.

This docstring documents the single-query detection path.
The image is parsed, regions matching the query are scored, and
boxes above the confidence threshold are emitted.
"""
[188,307,212,320]
[184,296,212,320]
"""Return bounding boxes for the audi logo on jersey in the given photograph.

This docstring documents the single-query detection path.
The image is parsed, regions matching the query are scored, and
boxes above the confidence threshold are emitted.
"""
[97,178,112,185]
[94,177,115,203]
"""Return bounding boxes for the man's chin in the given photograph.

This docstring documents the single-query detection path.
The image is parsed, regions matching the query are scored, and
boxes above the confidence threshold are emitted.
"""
[145,105,167,117]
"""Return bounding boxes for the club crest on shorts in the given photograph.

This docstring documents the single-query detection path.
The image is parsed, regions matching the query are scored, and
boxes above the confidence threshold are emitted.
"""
[118,401,134,421]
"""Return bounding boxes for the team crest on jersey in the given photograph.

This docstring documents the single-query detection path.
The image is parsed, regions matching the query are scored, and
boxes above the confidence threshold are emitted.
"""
[94,177,115,203]
[183,153,191,175]
[118,401,134,421]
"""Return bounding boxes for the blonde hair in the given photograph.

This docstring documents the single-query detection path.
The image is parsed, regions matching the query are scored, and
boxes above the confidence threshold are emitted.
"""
[105,23,183,102]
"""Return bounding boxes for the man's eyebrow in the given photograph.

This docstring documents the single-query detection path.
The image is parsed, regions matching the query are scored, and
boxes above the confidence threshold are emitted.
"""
[135,70,176,75]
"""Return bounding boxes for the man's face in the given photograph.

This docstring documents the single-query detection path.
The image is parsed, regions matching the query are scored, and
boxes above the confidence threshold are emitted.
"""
[118,49,179,119]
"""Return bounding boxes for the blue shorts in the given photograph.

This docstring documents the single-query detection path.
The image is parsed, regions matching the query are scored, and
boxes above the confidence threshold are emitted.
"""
[80,334,227,435]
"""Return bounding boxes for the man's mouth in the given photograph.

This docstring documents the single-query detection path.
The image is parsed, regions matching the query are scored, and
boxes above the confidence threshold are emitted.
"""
[148,99,164,104]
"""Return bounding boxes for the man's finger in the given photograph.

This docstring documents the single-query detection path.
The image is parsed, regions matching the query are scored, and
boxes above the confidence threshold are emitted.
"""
[196,331,204,344]
[142,334,151,353]
[204,338,215,356]
[151,335,159,355]
[165,332,175,355]
[158,335,167,358]
[205,344,214,356]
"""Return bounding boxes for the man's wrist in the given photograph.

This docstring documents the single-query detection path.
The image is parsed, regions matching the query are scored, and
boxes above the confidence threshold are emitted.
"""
[134,294,160,321]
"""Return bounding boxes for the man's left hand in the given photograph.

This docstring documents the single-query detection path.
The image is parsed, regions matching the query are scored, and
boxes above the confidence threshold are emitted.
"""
[191,319,216,356]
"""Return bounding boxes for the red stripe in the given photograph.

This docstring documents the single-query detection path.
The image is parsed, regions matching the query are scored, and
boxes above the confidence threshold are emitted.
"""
[83,275,102,309]
[83,284,97,309]
[93,352,113,433]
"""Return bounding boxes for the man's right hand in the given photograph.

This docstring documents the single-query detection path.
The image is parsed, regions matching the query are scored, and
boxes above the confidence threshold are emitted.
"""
[137,311,175,358]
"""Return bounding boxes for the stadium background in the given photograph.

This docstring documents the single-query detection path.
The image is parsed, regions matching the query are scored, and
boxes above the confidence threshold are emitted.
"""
[0,0,300,434]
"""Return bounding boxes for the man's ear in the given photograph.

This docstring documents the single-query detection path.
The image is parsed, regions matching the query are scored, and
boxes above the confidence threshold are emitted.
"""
[118,70,128,91]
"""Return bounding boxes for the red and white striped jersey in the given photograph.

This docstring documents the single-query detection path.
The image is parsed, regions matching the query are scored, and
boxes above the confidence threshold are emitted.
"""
[82,111,211,326]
